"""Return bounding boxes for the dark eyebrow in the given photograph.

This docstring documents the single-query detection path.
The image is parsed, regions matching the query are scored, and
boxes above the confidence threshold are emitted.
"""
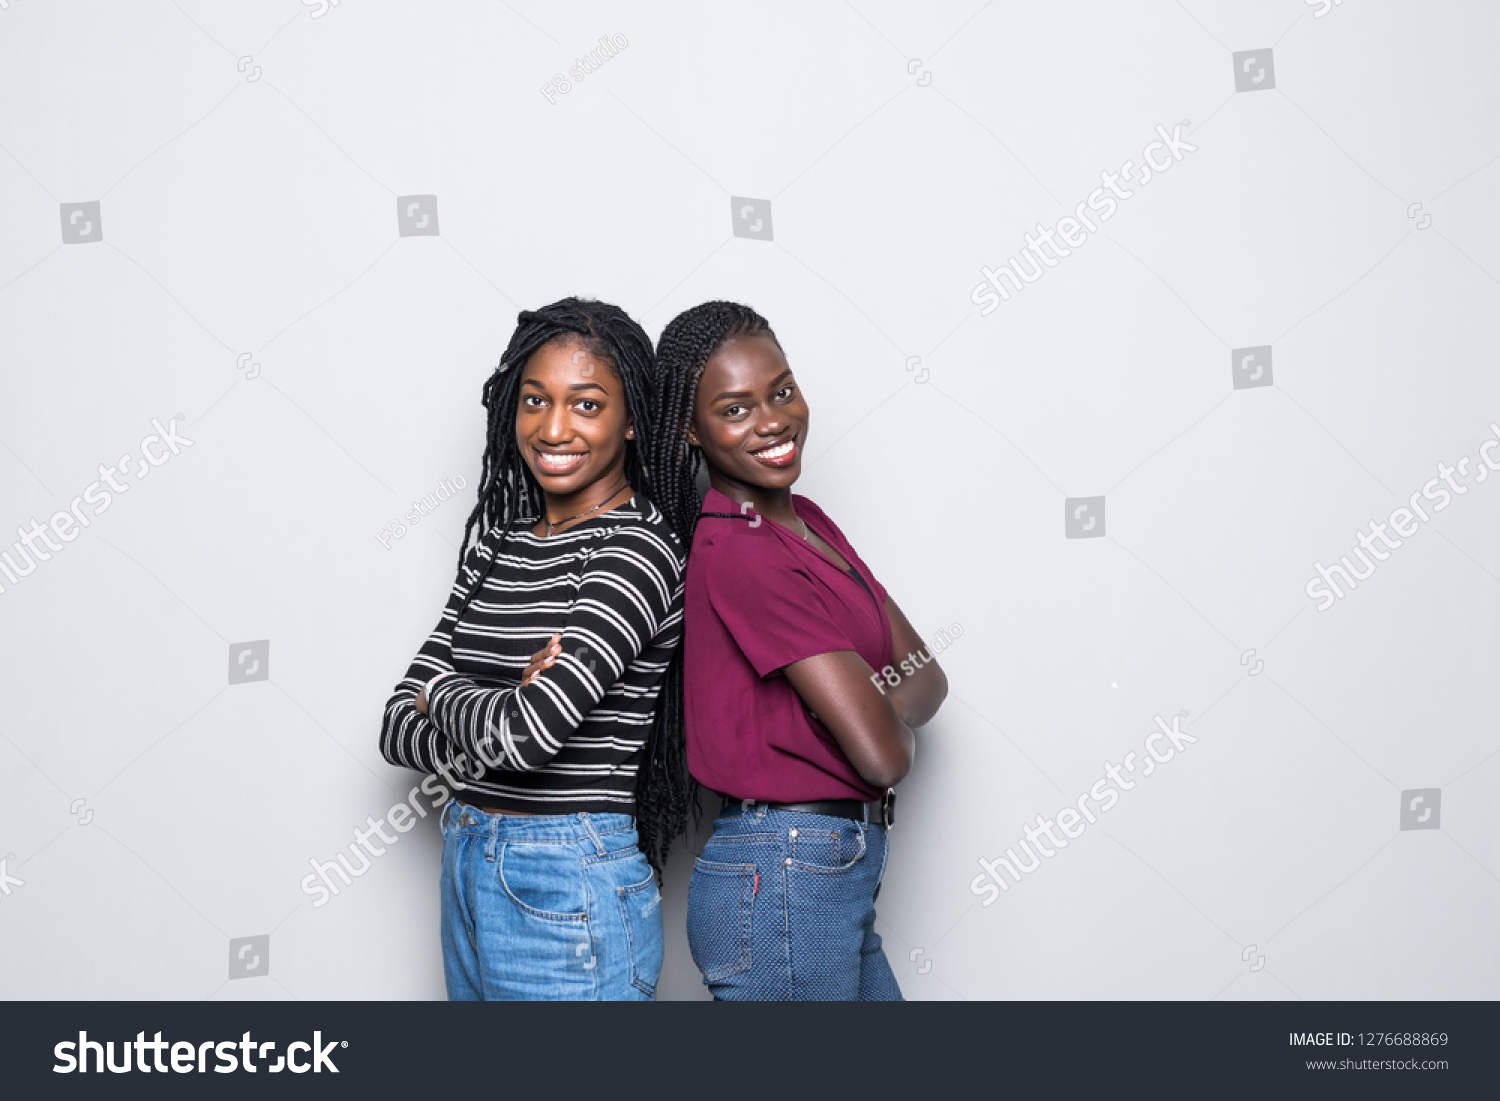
[521,379,609,395]
[709,369,793,404]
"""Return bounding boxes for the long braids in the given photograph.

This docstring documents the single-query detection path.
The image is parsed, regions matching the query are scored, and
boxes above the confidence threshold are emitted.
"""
[650,301,782,547]
[454,296,694,875]
[645,302,781,851]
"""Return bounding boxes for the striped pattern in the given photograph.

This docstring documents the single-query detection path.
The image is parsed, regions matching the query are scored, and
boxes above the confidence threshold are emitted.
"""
[379,496,685,813]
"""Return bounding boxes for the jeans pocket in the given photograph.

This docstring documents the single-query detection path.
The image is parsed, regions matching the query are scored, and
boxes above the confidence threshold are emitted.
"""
[496,842,589,923]
[788,822,867,875]
[687,858,757,982]
[616,866,664,997]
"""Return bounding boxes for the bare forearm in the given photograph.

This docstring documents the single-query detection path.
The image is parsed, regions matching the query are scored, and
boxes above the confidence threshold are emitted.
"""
[873,719,917,787]
[882,596,949,728]
[785,650,915,788]
[887,664,947,728]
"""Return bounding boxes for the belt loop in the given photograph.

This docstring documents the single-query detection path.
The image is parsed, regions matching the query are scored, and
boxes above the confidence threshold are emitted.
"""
[580,812,606,854]
[482,805,496,863]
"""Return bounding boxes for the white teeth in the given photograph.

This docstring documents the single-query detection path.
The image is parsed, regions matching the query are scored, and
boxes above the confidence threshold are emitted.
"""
[538,452,584,470]
[757,440,795,460]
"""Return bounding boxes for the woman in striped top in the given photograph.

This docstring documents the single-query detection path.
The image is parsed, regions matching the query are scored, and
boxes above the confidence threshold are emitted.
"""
[379,298,694,1001]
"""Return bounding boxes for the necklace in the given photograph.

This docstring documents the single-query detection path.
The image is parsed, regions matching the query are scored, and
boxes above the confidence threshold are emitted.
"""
[798,517,814,542]
[543,483,629,537]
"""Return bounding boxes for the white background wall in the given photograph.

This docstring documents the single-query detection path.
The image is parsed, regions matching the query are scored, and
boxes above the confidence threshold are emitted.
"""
[1,0,1496,1001]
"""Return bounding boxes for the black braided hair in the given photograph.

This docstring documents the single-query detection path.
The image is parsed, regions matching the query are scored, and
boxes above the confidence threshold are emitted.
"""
[643,303,782,844]
[649,301,782,546]
[454,296,696,875]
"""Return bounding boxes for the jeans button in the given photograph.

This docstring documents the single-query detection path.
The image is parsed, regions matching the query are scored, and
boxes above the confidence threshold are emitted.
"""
[459,814,475,827]
[784,858,792,866]
[788,828,798,838]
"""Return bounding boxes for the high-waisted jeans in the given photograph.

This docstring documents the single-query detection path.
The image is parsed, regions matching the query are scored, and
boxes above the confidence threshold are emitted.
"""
[438,800,663,1001]
[685,800,903,1001]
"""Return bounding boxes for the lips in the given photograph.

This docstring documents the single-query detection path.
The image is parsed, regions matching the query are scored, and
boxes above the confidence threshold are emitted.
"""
[750,434,798,468]
[534,449,588,475]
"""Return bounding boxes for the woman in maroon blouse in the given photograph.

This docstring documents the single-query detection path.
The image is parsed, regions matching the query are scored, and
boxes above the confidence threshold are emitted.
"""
[651,301,948,1000]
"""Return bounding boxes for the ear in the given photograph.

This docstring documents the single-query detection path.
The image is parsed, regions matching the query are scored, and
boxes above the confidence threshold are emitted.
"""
[686,420,700,448]
[625,417,635,441]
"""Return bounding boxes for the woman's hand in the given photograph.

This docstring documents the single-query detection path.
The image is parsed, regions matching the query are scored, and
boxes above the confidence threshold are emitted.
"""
[520,633,562,688]
[414,639,561,717]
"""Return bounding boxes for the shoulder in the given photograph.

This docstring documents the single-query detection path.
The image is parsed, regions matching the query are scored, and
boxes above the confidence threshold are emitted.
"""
[693,488,779,554]
[692,514,803,589]
[457,521,508,577]
[593,497,686,573]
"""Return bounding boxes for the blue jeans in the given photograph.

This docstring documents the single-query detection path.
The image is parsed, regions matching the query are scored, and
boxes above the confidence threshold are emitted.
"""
[438,800,663,1000]
[686,801,903,1001]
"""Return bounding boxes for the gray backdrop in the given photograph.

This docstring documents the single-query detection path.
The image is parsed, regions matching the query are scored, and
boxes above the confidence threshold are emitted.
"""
[1,0,1496,1002]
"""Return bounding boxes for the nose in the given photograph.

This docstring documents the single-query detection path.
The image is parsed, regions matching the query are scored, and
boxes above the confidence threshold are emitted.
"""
[538,402,571,444]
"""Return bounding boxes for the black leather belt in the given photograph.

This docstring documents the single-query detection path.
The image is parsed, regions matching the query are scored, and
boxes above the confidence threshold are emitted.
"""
[720,790,895,828]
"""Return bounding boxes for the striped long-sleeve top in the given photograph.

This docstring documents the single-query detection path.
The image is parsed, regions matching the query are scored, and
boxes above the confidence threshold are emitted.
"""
[379,495,686,814]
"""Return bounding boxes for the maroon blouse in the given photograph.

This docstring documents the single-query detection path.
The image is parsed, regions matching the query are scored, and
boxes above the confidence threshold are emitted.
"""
[684,487,893,802]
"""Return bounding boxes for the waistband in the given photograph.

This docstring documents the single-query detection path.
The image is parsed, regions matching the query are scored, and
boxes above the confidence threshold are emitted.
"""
[717,792,895,828]
[443,800,636,844]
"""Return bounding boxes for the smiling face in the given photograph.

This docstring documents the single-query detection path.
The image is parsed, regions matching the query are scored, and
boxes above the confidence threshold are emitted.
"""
[688,332,807,493]
[515,336,633,500]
